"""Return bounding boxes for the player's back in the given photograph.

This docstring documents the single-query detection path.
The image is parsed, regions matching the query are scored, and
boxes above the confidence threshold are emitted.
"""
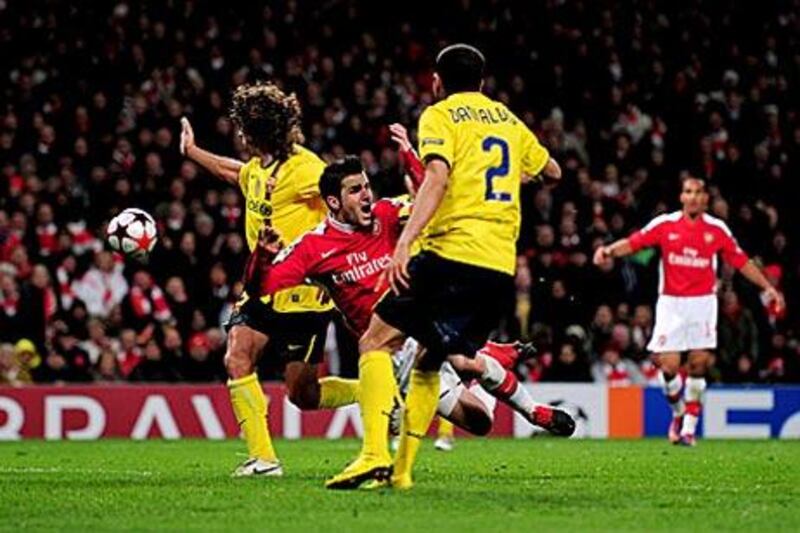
[238,144,330,312]
[238,144,327,251]
[418,92,549,276]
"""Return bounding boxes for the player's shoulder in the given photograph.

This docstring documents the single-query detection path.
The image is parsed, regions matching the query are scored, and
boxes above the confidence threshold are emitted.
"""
[292,144,324,163]
[285,144,325,170]
[239,156,260,175]
[420,100,450,121]
[645,210,683,229]
[373,196,412,221]
[700,213,734,236]
[237,157,260,187]
[276,220,329,258]
[375,195,411,210]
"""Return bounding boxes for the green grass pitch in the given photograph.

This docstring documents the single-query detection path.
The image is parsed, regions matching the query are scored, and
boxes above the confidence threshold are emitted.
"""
[1,439,798,531]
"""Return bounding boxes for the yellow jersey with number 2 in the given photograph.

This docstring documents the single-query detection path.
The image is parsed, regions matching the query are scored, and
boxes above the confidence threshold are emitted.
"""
[238,144,332,313]
[417,92,549,276]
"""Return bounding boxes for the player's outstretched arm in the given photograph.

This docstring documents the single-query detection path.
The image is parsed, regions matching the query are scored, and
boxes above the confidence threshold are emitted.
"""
[541,157,562,185]
[522,157,561,185]
[389,123,425,192]
[180,117,243,185]
[738,261,785,311]
[592,238,634,267]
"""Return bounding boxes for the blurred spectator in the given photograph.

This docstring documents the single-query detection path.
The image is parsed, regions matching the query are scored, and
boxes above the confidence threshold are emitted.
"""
[718,291,760,375]
[37,330,92,383]
[179,332,225,382]
[72,252,128,319]
[128,340,178,382]
[591,343,646,386]
[727,355,760,384]
[0,340,41,385]
[541,343,592,383]
[93,348,124,383]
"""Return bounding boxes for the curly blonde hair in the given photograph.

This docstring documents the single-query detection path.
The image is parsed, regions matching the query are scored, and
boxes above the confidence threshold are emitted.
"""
[229,82,304,161]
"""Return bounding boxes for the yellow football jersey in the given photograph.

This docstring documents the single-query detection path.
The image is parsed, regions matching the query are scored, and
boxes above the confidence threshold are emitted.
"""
[238,144,332,312]
[417,92,549,275]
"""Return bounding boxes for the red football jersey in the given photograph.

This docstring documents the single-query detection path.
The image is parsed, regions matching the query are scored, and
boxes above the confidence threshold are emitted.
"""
[628,211,749,296]
[261,198,409,335]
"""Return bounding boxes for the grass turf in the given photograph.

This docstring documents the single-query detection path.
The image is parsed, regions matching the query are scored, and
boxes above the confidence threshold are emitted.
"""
[1,438,798,531]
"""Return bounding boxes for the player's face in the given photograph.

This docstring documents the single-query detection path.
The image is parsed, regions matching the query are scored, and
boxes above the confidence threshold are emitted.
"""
[338,173,374,227]
[680,179,707,217]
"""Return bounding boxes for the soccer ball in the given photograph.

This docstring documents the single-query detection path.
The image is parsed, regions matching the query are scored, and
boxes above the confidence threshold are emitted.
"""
[106,208,158,260]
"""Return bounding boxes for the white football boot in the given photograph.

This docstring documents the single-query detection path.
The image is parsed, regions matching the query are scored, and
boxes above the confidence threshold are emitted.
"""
[232,458,284,477]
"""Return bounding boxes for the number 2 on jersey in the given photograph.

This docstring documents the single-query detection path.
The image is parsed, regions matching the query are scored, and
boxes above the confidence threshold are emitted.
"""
[482,136,511,202]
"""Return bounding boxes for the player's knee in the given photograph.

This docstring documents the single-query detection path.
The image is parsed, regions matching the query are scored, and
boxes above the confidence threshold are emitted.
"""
[224,334,255,379]
[448,354,482,380]
[658,356,681,377]
[469,413,493,436]
[286,382,320,410]
[687,355,708,376]
[224,349,253,380]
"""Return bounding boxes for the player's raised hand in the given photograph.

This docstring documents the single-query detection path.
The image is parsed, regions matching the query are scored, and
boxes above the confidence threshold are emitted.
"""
[593,245,612,267]
[389,123,413,153]
[180,117,195,156]
[765,286,786,313]
[257,223,283,256]
[378,239,411,295]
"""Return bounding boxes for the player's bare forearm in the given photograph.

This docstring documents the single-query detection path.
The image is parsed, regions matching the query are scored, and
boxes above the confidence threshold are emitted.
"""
[542,157,562,185]
[739,261,773,291]
[185,144,242,185]
[522,157,562,185]
[739,261,785,311]
[397,159,449,247]
[593,238,634,266]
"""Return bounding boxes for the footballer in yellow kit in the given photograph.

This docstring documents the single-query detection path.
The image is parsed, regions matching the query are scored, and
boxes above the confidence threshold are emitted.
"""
[181,82,358,479]
[237,144,331,313]
[325,44,562,490]
[415,90,550,275]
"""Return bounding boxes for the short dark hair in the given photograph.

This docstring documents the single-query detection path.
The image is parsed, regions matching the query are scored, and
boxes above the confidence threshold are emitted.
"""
[681,174,707,191]
[229,81,304,161]
[435,44,485,93]
[319,156,363,201]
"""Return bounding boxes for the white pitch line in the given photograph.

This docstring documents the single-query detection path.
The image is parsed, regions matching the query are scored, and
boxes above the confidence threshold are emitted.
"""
[0,466,154,477]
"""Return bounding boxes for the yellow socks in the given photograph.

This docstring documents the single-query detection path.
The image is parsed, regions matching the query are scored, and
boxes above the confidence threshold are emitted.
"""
[318,376,360,409]
[438,418,455,439]
[358,351,397,461]
[228,373,277,461]
[393,370,440,486]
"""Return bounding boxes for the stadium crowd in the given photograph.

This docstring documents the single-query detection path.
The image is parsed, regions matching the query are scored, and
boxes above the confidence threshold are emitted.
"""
[1,1,799,386]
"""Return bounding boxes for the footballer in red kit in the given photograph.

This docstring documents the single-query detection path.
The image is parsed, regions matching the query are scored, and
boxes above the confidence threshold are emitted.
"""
[261,194,406,336]
[253,155,575,484]
[595,177,784,445]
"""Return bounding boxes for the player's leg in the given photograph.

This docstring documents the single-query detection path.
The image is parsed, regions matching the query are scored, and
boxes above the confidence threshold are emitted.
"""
[434,419,456,451]
[677,295,717,446]
[440,390,493,436]
[435,361,493,448]
[654,352,684,443]
[388,254,526,488]
[324,313,405,489]
[224,309,280,477]
[648,295,691,443]
[394,345,492,442]
[447,352,575,436]
[281,312,359,411]
[679,350,710,446]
